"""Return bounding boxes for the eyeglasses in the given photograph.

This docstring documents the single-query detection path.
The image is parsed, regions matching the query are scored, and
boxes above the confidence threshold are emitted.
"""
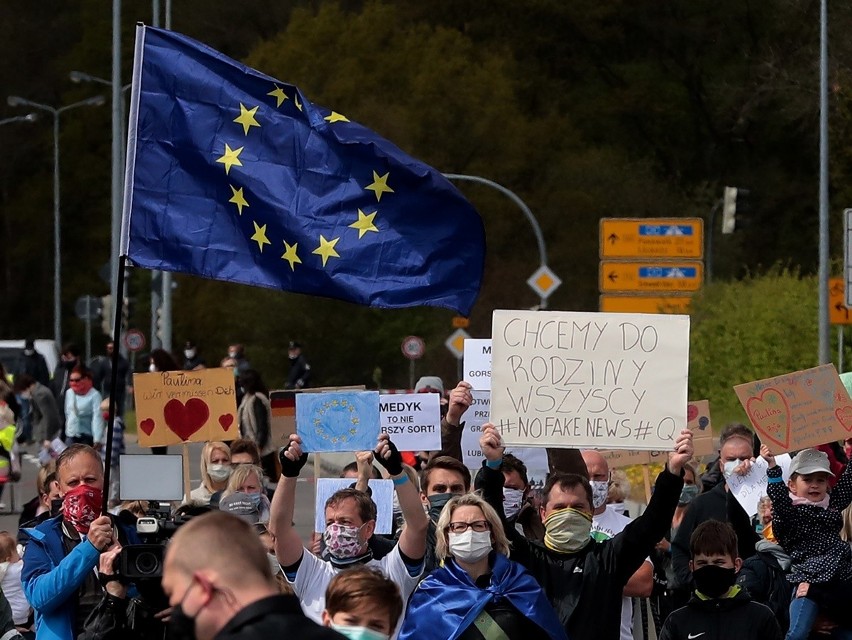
[447,520,490,534]
[69,378,82,382]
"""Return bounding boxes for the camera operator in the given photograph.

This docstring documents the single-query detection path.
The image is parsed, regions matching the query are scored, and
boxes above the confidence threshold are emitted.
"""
[21,444,140,640]
[161,511,341,640]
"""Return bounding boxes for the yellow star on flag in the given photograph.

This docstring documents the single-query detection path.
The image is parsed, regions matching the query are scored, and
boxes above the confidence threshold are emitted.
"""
[267,85,289,108]
[365,171,394,202]
[313,235,340,267]
[250,221,271,253]
[281,241,302,271]
[349,209,378,239]
[234,103,261,135]
[216,144,244,175]
[294,94,303,112]
[324,111,350,123]
[228,185,249,215]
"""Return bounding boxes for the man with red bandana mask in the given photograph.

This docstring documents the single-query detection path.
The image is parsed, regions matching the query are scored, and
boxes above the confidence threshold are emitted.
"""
[20,444,140,640]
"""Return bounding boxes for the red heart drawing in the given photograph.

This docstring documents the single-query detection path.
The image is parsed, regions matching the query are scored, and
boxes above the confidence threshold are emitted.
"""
[219,414,234,431]
[745,389,791,451]
[139,418,156,436]
[836,406,852,432]
[687,404,699,422]
[163,398,210,441]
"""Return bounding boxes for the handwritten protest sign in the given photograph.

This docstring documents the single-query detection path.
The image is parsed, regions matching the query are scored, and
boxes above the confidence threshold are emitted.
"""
[379,393,440,451]
[460,390,548,486]
[734,364,852,454]
[727,454,792,517]
[315,478,393,534]
[133,369,237,447]
[296,391,380,452]
[270,386,364,449]
[464,339,492,391]
[491,309,690,450]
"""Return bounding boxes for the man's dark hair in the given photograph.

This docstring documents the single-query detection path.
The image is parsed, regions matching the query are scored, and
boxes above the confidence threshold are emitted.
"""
[500,453,529,487]
[325,488,377,524]
[690,520,738,560]
[61,343,81,358]
[419,456,471,494]
[13,374,35,393]
[719,423,754,448]
[229,438,261,465]
[542,472,593,512]
[341,461,381,480]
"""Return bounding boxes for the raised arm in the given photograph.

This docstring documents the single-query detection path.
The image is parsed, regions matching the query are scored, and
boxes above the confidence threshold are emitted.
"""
[270,434,308,568]
[432,381,473,462]
[374,435,428,561]
[829,450,852,511]
[354,450,374,493]
[761,445,794,534]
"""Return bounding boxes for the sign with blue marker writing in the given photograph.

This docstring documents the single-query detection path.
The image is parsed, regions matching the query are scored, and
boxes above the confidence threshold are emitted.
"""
[296,391,380,452]
[464,339,492,391]
[491,309,690,450]
[379,393,441,451]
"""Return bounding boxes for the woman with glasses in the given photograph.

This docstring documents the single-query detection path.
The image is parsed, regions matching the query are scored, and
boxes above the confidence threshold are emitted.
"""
[398,493,567,640]
[63,366,104,448]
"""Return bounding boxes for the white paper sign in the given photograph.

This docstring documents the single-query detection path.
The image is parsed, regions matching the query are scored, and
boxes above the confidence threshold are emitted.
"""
[728,454,792,518]
[460,390,549,487]
[491,309,690,450]
[464,339,492,390]
[379,393,441,451]
[315,478,394,534]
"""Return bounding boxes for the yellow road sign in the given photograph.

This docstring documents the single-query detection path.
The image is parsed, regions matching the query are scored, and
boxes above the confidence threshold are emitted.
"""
[600,261,703,293]
[599,295,692,314]
[829,278,852,325]
[600,218,704,259]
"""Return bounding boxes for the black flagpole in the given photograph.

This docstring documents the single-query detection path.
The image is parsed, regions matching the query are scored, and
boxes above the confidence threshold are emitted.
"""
[102,255,127,513]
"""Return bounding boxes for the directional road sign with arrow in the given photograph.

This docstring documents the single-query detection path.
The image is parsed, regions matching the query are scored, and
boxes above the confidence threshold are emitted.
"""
[829,278,852,325]
[599,261,703,293]
[600,218,704,259]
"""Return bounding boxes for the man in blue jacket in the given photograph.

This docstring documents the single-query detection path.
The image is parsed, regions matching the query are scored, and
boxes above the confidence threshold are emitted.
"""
[21,444,139,640]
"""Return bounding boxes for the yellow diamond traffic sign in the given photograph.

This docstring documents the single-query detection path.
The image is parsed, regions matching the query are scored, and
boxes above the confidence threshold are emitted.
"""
[527,265,561,299]
[445,328,470,359]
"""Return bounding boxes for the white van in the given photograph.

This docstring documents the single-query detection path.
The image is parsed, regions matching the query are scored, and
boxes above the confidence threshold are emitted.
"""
[0,339,59,378]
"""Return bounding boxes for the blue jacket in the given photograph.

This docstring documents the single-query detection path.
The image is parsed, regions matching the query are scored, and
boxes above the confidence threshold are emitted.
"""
[21,514,139,640]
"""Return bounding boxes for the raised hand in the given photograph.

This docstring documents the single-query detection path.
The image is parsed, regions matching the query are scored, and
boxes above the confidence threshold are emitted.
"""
[667,429,694,475]
[279,434,308,478]
[760,444,777,468]
[479,423,505,462]
[373,434,403,476]
[446,381,474,426]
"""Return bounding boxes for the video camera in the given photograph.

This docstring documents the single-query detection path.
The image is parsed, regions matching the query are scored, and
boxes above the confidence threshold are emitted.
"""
[115,455,189,582]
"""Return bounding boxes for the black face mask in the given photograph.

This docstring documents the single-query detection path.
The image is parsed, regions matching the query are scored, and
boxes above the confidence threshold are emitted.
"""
[50,498,63,517]
[167,604,195,640]
[693,565,736,598]
[427,493,457,522]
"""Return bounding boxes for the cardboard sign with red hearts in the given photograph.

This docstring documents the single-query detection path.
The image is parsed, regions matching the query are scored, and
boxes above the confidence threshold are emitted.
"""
[133,368,238,447]
[734,364,852,454]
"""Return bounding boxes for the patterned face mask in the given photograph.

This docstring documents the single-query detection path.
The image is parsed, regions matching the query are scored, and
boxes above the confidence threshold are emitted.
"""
[323,522,366,559]
[63,484,103,534]
[590,481,609,510]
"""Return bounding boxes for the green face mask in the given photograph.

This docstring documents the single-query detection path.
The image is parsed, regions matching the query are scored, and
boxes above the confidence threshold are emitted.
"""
[543,507,593,553]
[329,623,389,640]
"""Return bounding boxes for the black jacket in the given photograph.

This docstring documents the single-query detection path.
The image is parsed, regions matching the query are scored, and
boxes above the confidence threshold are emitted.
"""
[477,461,683,640]
[671,482,757,589]
[659,588,781,640]
[285,355,311,389]
[214,594,342,640]
[736,542,791,633]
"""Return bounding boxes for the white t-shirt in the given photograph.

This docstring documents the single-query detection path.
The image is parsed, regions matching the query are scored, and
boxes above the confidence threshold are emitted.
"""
[592,507,652,640]
[0,561,29,624]
[289,543,422,638]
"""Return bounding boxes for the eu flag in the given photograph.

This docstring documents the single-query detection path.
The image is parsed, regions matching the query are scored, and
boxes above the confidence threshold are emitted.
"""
[121,26,485,316]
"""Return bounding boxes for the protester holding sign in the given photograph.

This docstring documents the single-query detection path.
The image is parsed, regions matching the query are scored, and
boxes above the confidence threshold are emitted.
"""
[475,423,693,640]
[763,445,852,639]
[399,493,567,640]
[271,433,428,634]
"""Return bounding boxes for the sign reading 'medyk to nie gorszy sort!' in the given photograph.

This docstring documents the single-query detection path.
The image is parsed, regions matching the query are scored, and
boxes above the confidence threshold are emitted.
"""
[491,310,690,450]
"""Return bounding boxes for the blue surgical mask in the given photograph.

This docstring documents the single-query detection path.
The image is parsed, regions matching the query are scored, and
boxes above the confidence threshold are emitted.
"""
[329,623,389,640]
[246,492,262,508]
[679,484,699,505]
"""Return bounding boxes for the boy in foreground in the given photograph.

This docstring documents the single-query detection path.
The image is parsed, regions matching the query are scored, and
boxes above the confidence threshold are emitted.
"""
[659,520,781,640]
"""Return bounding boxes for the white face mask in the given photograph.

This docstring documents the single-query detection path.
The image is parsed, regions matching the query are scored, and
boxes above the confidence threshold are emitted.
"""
[723,459,747,478]
[590,480,609,510]
[208,464,231,483]
[448,529,492,563]
[148,363,157,373]
[184,349,196,359]
[503,487,525,520]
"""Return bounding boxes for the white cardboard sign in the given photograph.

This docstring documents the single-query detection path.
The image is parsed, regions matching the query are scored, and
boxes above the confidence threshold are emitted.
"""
[315,478,394,534]
[379,393,441,451]
[491,309,690,450]
[728,454,792,518]
[464,339,492,390]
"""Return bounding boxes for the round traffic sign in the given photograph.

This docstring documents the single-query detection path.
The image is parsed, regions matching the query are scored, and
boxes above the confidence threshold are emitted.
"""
[124,329,146,353]
[401,335,425,360]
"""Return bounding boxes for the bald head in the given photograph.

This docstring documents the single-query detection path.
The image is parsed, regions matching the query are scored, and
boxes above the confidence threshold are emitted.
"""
[580,450,609,482]
[166,512,272,587]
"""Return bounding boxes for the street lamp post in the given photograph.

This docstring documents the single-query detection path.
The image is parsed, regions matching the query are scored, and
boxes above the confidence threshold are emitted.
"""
[0,113,37,127]
[6,94,105,349]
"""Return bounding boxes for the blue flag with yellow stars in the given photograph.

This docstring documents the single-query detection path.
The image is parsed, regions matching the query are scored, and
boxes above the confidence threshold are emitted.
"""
[121,25,485,316]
